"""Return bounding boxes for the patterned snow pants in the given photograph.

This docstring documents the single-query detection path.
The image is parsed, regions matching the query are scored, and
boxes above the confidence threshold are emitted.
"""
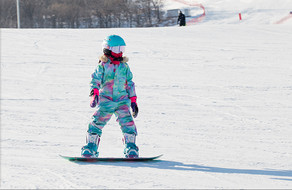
[87,96,137,136]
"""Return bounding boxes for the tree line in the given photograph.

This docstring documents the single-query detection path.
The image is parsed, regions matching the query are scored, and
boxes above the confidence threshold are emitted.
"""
[0,0,165,28]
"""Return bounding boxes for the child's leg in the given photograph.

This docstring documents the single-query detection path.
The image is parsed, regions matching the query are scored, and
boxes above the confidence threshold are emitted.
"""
[82,99,115,157]
[114,103,139,158]
[88,97,115,135]
[115,104,137,135]
[88,108,113,136]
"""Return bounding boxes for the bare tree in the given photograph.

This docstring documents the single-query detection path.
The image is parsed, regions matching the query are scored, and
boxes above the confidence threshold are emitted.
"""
[0,0,165,28]
[152,0,164,23]
[0,0,17,28]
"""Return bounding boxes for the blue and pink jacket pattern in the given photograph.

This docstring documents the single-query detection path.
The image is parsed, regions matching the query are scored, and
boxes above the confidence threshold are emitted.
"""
[87,56,137,136]
[90,56,136,101]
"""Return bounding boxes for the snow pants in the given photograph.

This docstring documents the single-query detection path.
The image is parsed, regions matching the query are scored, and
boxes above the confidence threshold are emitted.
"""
[87,96,137,137]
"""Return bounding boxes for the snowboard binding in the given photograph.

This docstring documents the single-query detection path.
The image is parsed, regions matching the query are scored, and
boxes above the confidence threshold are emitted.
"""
[123,133,139,158]
[81,133,100,158]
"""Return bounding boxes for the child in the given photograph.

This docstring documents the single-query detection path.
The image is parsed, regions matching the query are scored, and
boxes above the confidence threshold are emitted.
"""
[81,35,139,158]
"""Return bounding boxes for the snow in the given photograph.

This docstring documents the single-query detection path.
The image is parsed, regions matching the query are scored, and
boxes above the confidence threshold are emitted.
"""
[164,0,292,24]
[1,1,292,189]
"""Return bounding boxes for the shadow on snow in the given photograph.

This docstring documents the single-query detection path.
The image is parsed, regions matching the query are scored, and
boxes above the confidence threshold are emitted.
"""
[72,159,292,178]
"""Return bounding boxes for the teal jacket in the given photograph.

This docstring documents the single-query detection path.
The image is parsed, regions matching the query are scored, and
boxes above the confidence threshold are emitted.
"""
[90,55,136,102]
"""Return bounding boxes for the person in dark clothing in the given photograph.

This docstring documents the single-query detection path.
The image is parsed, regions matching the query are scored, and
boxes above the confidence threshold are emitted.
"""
[177,11,186,26]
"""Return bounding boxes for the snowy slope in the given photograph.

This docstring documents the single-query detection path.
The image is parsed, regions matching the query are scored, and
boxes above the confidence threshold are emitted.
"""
[164,0,292,24]
[1,1,292,189]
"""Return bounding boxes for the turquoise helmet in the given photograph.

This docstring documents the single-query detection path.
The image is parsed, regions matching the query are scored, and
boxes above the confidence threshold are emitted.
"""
[102,35,126,54]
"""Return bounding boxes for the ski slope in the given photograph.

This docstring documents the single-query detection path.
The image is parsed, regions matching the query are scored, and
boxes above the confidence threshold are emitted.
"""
[1,1,292,189]
[164,0,292,25]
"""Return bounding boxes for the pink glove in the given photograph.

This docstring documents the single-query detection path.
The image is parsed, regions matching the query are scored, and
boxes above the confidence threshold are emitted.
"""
[90,89,99,108]
[130,96,137,103]
[130,97,138,118]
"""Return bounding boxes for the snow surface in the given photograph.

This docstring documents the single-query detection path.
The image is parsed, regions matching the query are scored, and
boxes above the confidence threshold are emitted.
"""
[1,1,292,189]
[164,0,292,25]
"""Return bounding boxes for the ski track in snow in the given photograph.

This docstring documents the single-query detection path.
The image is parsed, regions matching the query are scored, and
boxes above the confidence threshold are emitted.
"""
[1,2,292,188]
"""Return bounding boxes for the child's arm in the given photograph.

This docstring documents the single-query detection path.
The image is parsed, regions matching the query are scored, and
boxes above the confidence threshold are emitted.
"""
[126,64,139,117]
[90,63,104,91]
[125,63,136,98]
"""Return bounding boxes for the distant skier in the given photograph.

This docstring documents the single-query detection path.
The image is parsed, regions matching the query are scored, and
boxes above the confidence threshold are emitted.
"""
[177,10,186,26]
[81,35,139,158]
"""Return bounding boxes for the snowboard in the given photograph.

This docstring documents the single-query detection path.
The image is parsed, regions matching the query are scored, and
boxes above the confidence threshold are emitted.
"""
[60,154,163,162]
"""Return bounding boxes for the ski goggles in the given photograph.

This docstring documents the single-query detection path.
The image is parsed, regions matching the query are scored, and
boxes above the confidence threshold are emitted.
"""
[102,43,126,54]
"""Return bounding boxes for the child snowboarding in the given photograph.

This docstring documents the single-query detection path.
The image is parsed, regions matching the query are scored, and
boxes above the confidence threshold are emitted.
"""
[81,35,139,158]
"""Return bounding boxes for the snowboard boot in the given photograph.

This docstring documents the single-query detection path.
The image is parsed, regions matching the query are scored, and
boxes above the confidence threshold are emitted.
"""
[81,133,100,157]
[123,133,139,158]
